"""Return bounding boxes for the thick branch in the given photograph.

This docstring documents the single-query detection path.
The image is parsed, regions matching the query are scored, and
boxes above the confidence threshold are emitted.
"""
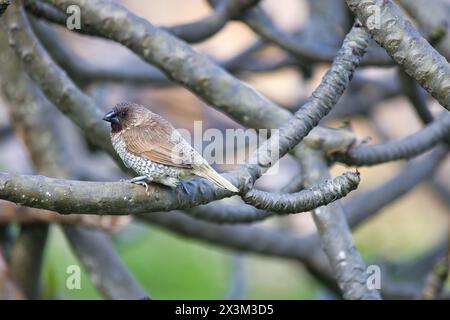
[30,19,280,88]
[30,16,171,88]
[27,0,260,43]
[163,0,260,43]
[298,147,381,300]
[14,2,360,168]
[63,225,149,299]
[0,23,60,299]
[398,0,450,57]
[182,168,307,223]
[3,2,113,154]
[9,223,48,299]
[4,1,370,216]
[0,172,236,215]
[23,0,100,36]
[140,210,447,299]
[244,24,370,180]
[292,146,448,272]
[236,3,391,66]
[0,24,149,299]
[43,0,291,130]
[0,171,358,217]
[0,246,25,300]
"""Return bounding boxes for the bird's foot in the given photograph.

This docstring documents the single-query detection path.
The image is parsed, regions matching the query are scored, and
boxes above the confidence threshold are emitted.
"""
[133,181,150,195]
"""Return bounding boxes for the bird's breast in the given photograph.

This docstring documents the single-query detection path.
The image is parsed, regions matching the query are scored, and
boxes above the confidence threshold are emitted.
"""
[111,135,130,162]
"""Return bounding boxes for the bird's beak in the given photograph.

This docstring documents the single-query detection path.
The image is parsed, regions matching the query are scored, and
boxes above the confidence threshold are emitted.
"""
[102,110,119,124]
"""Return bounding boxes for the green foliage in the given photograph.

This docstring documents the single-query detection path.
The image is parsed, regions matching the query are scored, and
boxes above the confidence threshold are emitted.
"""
[42,224,318,299]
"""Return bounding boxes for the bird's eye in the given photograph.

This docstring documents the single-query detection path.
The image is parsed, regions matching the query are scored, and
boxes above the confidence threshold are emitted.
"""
[121,111,127,117]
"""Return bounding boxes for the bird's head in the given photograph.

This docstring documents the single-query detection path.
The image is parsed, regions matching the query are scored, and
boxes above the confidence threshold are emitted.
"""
[103,102,146,133]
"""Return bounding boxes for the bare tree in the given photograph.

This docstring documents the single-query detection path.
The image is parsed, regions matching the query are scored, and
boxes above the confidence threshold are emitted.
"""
[0,0,448,300]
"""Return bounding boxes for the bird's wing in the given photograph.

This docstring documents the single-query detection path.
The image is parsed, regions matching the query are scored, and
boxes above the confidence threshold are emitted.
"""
[122,117,194,169]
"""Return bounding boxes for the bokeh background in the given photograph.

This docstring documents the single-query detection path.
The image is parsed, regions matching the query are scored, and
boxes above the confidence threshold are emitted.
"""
[0,0,449,299]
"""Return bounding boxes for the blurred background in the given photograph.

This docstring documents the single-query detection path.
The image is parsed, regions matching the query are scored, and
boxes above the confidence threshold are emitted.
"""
[0,0,449,299]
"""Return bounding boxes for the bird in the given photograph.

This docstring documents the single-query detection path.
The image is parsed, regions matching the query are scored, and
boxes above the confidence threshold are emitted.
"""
[102,102,239,193]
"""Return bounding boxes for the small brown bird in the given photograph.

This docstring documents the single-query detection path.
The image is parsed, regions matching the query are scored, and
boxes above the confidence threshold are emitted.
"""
[103,102,239,193]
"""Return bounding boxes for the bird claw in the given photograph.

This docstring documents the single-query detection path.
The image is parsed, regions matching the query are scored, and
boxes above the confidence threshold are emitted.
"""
[128,177,151,195]
[132,180,150,195]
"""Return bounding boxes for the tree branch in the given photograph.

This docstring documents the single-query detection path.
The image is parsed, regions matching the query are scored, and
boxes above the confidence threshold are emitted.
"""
[243,171,360,213]
[42,0,291,130]
[30,17,172,88]
[3,2,371,217]
[212,0,391,66]
[298,146,381,300]
[9,223,48,299]
[181,168,307,223]
[27,0,260,43]
[29,18,285,88]
[346,0,450,111]
[0,246,24,299]
[399,70,435,124]
[243,23,370,181]
[0,23,149,299]
[11,1,363,171]
[337,114,450,166]
[3,1,113,154]
[344,146,448,227]
[0,171,238,214]
[63,225,149,299]
[0,170,359,217]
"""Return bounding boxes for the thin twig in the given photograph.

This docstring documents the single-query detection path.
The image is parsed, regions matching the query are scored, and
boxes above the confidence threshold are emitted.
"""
[337,114,450,166]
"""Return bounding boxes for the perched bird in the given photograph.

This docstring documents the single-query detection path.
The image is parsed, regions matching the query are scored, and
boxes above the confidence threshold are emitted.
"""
[102,102,239,193]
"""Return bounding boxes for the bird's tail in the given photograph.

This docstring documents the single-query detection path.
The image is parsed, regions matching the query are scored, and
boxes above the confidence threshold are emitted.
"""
[196,166,239,193]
